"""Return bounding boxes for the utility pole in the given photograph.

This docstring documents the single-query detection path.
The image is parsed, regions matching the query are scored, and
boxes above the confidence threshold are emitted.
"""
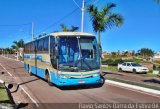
[2,49,3,56]
[32,22,34,41]
[81,0,85,32]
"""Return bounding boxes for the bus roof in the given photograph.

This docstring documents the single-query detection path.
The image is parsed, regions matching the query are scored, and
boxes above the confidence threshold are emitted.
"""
[25,32,95,44]
[50,32,95,37]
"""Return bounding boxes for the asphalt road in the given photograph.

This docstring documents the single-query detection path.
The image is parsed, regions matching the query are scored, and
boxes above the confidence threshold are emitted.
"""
[0,56,160,109]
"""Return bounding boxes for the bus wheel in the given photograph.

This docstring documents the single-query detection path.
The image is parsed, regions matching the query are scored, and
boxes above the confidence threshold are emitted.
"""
[45,71,53,86]
[99,75,105,87]
[28,65,32,76]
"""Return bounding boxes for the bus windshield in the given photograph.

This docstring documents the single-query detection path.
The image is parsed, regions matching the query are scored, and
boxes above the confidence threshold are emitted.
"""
[57,36,100,72]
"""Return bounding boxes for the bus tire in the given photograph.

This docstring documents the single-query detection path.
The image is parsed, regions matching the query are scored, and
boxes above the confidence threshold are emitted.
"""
[99,75,105,87]
[28,65,32,76]
[45,70,53,86]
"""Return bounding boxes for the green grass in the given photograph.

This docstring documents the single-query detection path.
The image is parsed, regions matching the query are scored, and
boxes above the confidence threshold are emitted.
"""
[101,66,118,72]
[107,77,160,91]
[0,84,9,101]
[140,72,159,78]
[104,55,128,60]
[0,84,14,107]
[153,61,160,64]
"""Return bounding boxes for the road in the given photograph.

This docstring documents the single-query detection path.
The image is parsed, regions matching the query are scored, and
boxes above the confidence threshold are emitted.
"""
[0,56,160,109]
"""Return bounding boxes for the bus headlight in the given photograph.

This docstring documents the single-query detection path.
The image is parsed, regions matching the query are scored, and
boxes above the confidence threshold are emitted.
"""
[92,74,99,77]
[59,74,71,79]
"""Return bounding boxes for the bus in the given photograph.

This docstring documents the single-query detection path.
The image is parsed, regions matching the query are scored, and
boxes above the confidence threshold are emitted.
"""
[24,32,101,86]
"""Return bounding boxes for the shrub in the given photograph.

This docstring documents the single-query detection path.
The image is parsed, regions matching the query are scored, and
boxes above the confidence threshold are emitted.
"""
[106,59,114,65]
[101,59,107,65]
[105,59,124,66]
[114,59,124,65]
[153,64,160,71]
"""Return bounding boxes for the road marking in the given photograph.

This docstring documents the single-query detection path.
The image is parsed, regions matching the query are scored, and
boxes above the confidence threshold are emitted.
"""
[0,62,39,107]
[0,63,13,76]
[0,79,4,84]
[105,80,160,98]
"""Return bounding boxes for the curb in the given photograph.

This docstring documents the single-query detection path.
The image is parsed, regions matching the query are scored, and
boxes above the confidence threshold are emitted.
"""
[0,105,14,109]
[105,80,160,95]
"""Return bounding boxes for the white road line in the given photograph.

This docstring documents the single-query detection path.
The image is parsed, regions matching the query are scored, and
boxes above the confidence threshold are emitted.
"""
[20,86,39,107]
[0,63,13,76]
[0,79,4,84]
[0,62,39,107]
[105,80,160,98]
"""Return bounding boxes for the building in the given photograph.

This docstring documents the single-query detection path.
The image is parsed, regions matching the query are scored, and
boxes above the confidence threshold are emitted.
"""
[154,52,160,59]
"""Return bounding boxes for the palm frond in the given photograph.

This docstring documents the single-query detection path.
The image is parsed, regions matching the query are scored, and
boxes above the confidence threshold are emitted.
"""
[87,4,98,16]
[87,3,124,45]
[102,3,116,15]
[60,24,69,32]
[70,26,79,32]
[105,14,124,29]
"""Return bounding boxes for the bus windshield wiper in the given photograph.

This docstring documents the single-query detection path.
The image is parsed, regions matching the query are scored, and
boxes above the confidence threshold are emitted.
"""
[76,37,93,71]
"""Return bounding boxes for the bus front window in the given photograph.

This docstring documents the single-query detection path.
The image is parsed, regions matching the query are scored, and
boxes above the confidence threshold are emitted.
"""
[57,36,100,72]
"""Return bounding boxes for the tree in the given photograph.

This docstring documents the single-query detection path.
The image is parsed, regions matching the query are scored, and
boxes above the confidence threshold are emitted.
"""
[11,39,24,50]
[60,24,68,32]
[60,24,79,32]
[87,3,123,50]
[138,48,154,58]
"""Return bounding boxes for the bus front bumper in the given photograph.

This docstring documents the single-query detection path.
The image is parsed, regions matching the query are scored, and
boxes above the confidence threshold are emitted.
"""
[55,76,101,86]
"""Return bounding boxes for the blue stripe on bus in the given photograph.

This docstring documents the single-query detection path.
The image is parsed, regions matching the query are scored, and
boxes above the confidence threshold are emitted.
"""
[24,55,42,61]
[50,72,101,86]
[54,75,100,86]
[24,64,100,86]
[24,64,45,79]
[58,73,99,77]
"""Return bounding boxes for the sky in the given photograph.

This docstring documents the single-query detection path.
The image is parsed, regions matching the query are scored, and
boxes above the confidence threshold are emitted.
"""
[0,0,159,52]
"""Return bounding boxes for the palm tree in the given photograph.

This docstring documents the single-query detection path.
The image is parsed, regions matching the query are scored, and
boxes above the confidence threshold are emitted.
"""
[87,3,123,50]
[11,39,24,50]
[60,24,69,32]
[70,26,79,32]
[60,24,79,32]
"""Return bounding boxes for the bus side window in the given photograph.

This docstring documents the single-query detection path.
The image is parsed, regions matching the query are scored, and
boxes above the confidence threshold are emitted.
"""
[50,36,55,54]
[43,37,49,52]
[37,39,43,52]
[50,36,57,69]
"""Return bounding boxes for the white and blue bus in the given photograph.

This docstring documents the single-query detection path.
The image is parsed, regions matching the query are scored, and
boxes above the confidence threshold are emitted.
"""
[24,32,101,86]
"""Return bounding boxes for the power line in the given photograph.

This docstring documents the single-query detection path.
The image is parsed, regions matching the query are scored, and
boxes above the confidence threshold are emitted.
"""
[85,0,100,5]
[72,0,82,10]
[35,8,79,36]
[0,23,31,27]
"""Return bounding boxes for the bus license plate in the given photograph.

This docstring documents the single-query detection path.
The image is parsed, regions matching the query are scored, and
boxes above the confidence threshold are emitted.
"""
[79,80,85,84]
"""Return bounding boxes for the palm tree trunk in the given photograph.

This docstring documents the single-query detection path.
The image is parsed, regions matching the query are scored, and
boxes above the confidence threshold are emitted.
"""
[98,31,102,54]
[98,31,101,47]
[98,31,102,70]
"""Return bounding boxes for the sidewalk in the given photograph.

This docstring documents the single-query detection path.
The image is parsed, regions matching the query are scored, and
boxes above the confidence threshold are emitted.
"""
[103,70,160,89]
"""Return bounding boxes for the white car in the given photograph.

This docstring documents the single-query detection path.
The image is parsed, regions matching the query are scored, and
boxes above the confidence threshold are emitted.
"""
[118,62,149,73]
